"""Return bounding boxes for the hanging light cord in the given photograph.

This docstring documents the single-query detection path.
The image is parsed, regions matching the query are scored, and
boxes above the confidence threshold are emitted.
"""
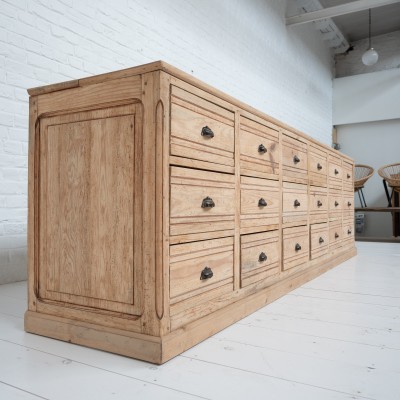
[368,8,372,49]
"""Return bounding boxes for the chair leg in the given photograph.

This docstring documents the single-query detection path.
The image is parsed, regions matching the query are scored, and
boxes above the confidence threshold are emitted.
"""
[357,190,364,208]
[360,188,367,208]
[383,179,391,207]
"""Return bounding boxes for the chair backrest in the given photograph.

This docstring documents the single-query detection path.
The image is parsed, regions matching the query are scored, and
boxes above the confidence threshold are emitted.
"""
[378,162,400,189]
[354,164,374,189]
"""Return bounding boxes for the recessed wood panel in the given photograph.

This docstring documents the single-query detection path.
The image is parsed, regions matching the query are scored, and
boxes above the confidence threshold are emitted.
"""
[38,104,142,316]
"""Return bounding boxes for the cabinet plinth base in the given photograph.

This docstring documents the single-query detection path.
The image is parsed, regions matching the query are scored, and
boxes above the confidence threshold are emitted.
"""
[25,246,356,364]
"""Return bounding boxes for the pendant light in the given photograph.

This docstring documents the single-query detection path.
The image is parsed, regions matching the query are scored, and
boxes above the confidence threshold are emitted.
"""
[362,9,378,66]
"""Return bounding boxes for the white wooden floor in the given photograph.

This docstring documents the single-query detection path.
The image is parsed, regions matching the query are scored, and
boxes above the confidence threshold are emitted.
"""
[1,242,399,400]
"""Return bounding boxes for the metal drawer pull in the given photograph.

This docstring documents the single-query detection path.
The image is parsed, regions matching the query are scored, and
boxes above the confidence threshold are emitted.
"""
[258,144,267,153]
[348,229,352,235]
[319,237,324,244]
[317,163,323,170]
[294,199,301,207]
[334,169,339,175]
[347,173,351,179]
[259,252,268,262]
[317,200,323,207]
[201,126,214,138]
[335,232,339,239]
[258,198,267,207]
[335,201,339,207]
[295,243,302,251]
[293,155,300,164]
[201,196,215,208]
[348,201,352,207]
[200,266,213,280]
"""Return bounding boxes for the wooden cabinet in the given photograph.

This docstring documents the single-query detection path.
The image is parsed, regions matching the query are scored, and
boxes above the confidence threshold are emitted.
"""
[25,61,356,364]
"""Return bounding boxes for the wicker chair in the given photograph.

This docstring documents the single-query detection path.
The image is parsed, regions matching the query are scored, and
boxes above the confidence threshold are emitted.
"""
[354,164,374,207]
[378,163,400,207]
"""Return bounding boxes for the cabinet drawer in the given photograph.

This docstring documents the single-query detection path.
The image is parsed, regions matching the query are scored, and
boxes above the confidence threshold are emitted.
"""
[342,193,354,216]
[240,116,280,179]
[310,223,328,260]
[282,132,308,182]
[328,190,342,218]
[283,225,309,270]
[328,154,342,188]
[309,186,328,223]
[283,182,308,225]
[342,219,354,243]
[343,161,354,191]
[241,176,280,232]
[170,237,234,304]
[329,221,342,248]
[309,145,327,187]
[170,167,235,237]
[171,86,234,168]
[241,231,280,287]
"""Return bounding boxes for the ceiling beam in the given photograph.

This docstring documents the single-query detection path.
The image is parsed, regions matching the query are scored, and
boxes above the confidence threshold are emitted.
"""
[286,0,400,26]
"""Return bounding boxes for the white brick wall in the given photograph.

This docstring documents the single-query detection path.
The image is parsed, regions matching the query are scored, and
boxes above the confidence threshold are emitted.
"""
[0,0,333,283]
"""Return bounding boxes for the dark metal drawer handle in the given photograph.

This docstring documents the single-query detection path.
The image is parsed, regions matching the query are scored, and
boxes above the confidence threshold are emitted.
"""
[317,163,323,170]
[335,201,339,207]
[334,169,339,175]
[319,237,324,244]
[259,252,267,262]
[294,199,301,207]
[317,200,323,207]
[258,144,267,154]
[201,126,214,138]
[201,196,215,208]
[258,198,267,207]
[200,266,213,280]
[335,233,339,239]
[347,173,351,179]
[295,243,302,251]
[348,201,352,207]
[348,229,352,235]
[293,155,300,164]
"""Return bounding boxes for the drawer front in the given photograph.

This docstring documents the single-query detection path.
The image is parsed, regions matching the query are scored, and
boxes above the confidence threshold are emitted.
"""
[329,190,342,217]
[309,147,327,187]
[241,231,280,287]
[342,193,354,216]
[170,167,235,237]
[241,176,280,231]
[328,154,342,188]
[283,182,308,225]
[171,86,234,168]
[240,116,280,179]
[283,225,309,270]
[170,237,234,303]
[343,161,354,191]
[309,187,328,213]
[282,133,308,182]
[329,222,342,248]
[310,223,328,259]
[342,219,354,242]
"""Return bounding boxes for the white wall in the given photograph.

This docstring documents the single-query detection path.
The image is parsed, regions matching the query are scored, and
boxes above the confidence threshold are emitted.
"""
[0,0,334,283]
[333,68,400,125]
[337,119,400,238]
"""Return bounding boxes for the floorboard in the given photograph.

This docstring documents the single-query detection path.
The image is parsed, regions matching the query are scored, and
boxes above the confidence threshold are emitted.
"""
[0,242,399,400]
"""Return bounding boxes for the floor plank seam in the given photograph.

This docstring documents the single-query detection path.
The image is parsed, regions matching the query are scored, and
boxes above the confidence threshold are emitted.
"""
[179,355,376,400]
[0,380,50,400]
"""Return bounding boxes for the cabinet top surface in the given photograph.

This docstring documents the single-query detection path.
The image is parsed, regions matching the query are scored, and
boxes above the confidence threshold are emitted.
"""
[28,60,353,162]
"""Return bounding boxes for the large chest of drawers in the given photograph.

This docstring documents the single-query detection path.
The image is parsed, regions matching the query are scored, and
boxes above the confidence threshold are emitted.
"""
[25,61,356,364]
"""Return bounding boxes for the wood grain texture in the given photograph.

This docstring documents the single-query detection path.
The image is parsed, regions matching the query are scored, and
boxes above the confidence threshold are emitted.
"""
[26,63,357,365]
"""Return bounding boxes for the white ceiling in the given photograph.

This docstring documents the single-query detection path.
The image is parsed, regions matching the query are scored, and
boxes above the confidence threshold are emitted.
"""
[319,0,400,41]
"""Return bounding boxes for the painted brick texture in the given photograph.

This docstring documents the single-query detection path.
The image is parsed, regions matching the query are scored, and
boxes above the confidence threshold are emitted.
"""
[0,0,333,283]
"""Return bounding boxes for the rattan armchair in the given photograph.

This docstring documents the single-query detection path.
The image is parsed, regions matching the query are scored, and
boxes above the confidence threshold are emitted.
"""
[354,164,374,207]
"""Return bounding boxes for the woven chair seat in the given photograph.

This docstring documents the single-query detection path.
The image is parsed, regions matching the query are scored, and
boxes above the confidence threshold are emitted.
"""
[378,163,400,192]
[354,164,374,191]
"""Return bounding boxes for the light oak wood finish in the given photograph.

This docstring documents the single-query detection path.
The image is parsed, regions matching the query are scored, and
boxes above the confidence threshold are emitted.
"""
[25,61,356,364]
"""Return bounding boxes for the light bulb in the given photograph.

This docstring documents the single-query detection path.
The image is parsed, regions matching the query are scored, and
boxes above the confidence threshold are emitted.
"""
[362,48,379,66]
